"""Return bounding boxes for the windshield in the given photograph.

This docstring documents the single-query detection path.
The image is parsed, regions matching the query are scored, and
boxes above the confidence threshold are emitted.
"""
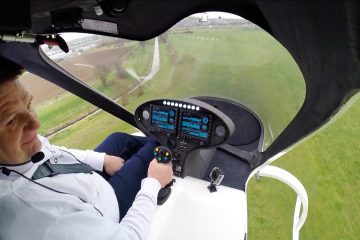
[39,12,305,151]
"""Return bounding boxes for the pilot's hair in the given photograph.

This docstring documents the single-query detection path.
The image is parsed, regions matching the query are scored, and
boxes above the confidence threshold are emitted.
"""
[0,56,24,85]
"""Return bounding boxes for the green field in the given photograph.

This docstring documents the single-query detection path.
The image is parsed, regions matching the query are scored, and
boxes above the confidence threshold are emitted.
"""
[38,28,359,239]
[248,99,360,239]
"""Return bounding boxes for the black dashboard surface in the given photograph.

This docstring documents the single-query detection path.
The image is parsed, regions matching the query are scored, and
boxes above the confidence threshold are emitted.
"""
[135,98,234,177]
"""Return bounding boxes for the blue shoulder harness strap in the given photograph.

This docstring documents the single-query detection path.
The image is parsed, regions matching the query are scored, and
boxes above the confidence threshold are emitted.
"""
[32,160,94,180]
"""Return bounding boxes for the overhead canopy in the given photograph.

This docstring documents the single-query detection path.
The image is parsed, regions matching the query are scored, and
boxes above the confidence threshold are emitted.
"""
[0,0,359,168]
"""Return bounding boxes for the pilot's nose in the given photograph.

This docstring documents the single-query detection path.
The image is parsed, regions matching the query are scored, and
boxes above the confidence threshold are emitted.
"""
[25,112,41,131]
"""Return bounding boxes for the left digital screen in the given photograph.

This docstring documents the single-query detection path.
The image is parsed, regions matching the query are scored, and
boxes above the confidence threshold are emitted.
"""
[150,105,177,133]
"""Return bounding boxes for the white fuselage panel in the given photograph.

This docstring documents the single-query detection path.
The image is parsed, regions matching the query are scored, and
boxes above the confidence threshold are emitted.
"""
[147,176,247,240]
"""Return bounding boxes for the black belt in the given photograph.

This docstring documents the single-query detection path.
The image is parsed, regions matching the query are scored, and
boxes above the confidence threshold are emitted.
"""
[32,160,94,180]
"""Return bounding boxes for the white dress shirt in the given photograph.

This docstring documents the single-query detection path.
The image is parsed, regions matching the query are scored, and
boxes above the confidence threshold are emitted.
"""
[0,136,161,240]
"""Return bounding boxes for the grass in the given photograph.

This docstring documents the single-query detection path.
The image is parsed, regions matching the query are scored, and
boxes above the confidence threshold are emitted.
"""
[247,99,360,239]
[36,80,117,136]
[36,92,95,136]
[161,29,305,149]
[49,110,136,149]
[38,27,360,239]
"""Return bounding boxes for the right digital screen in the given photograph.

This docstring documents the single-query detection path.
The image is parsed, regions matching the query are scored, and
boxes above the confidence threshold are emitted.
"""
[179,111,212,140]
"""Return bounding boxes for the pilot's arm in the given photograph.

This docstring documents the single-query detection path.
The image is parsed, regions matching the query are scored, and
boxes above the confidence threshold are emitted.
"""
[46,177,161,240]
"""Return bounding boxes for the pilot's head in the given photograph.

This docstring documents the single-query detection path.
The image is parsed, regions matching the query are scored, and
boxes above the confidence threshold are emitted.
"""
[0,57,41,165]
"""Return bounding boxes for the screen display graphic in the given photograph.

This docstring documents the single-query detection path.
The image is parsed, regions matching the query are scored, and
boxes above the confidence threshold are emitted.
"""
[151,106,177,132]
[180,112,211,140]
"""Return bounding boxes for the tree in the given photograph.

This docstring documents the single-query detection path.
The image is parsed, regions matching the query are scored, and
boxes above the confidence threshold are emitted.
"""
[115,63,129,79]
[95,64,109,87]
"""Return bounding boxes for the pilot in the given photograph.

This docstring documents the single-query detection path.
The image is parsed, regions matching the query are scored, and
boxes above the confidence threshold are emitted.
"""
[0,56,173,240]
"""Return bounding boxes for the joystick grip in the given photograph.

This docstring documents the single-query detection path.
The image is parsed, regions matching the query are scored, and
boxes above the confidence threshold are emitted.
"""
[153,146,174,205]
[153,146,172,163]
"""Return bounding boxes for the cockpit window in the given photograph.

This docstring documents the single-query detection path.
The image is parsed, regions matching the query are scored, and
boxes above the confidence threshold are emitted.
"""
[41,12,305,151]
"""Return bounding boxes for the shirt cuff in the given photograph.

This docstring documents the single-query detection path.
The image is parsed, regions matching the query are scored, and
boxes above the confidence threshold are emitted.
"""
[141,177,162,195]
[87,151,106,171]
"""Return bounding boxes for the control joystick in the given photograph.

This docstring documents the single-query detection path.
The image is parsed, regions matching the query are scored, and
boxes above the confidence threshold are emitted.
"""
[154,146,173,163]
[153,146,175,205]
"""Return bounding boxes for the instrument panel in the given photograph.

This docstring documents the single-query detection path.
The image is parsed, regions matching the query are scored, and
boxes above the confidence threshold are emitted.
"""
[150,104,212,141]
[135,99,234,177]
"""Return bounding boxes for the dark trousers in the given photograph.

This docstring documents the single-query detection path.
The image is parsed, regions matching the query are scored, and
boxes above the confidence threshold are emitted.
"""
[94,132,158,220]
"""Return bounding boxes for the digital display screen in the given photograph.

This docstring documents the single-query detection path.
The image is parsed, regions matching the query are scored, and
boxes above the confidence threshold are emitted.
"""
[150,105,177,132]
[179,112,211,140]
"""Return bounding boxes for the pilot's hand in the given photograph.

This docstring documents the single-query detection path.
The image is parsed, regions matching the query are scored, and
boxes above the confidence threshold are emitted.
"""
[104,154,125,176]
[147,159,173,188]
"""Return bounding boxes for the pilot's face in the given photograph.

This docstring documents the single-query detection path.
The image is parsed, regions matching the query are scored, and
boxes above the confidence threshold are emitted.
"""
[0,80,41,165]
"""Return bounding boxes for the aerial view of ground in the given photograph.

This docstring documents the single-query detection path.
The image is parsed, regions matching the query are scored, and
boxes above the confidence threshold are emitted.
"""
[19,46,132,106]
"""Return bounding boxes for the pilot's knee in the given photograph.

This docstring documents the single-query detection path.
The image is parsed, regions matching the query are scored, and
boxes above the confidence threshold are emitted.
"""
[107,132,130,142]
